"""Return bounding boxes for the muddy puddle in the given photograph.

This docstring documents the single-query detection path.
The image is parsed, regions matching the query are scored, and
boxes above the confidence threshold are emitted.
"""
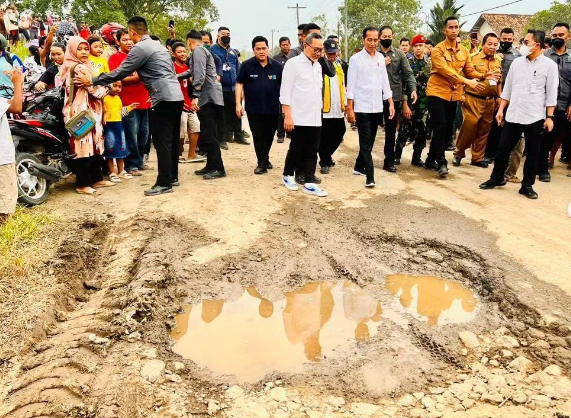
[171,277,478,382]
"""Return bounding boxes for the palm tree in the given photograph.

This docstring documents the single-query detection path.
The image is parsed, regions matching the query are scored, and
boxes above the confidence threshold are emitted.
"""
[428,0,465,43]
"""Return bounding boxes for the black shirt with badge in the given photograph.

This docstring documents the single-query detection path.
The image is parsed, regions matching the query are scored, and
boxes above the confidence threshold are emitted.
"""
[236,57,282,114]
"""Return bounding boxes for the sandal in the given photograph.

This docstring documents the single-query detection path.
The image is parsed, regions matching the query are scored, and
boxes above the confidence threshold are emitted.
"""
[92,180,116,188]
[179,156,187,163]
[142,164,154,170]
[109,173,122,183]
[128,169,143,177]
[76,187,98,195]
[119,170,133,179]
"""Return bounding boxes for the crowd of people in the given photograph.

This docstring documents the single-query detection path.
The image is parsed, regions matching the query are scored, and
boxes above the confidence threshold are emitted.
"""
[0,12,570,221]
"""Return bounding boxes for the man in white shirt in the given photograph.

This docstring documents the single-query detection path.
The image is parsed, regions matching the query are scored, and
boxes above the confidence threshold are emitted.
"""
[319,38,346,175]
[0,67,24,223]
[346,26,395,188]
[480,29,558,199]
[280,32,328,197]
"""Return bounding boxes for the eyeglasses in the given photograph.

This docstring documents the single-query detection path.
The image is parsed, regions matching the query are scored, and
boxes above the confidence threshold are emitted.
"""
[305,44,324,53]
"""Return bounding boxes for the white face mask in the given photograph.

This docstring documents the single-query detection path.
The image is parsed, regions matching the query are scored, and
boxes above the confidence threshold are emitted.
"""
[519,43,535,57]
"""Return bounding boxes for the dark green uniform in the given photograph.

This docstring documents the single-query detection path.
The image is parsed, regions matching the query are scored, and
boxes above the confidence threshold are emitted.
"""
[396,55,432,163]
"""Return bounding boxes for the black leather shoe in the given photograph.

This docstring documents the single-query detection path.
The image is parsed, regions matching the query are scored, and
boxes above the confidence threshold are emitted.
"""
[519,187,538,199]
[306,176,322,184]
[242,130,251,139]
[235,137,251,145]
[295,174,306,184]
[538,172,551,182]
[411,158,424,167]
[171,179,180,187]
[483,156,494,164]
[438,164,449,178]
[144,184,173,196]
[219,142,229,150]
[470,161,489,168]
[424,160,438,171]
[394,158,401,165]
[479,179,506,189]
[277,137,285,143]
[203,170,226,180]
[445,145,455,151]
[320,166,330,174]
[267,161,273,169]
[254,166,267,175]
[452,157,461,166]
[383,164,397,173]
[194,167,210,175]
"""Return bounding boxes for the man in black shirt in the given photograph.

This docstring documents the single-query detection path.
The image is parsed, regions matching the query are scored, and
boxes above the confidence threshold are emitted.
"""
[236,36,283,174]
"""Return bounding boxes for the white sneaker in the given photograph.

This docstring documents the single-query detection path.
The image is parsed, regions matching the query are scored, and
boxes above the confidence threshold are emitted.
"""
[303,183,328,197]
[282,175,299,191]
[365,179,375,188]
[352,169,366,177]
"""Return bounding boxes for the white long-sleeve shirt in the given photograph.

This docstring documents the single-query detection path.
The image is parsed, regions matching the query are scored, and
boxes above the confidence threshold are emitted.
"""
[346,49,392,113]
[502,54,559,124]
[279,53,323,127]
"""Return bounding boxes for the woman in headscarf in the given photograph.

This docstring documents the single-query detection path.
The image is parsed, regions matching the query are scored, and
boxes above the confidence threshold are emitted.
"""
[61,36,114,194]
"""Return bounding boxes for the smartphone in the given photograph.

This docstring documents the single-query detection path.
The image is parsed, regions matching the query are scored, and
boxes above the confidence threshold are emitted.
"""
[470,32,478,40]
[168,19,175,29]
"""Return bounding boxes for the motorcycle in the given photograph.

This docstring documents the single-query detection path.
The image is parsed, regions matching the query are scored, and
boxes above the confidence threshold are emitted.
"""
[11,86,74,206]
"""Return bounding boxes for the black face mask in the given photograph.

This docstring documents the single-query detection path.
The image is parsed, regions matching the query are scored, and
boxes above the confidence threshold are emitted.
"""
[380,39,392,48]
[499,41,512,51]
[221,36,231,45]
[552,38,566,49]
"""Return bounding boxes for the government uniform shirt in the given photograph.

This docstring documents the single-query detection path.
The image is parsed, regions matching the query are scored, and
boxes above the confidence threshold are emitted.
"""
[502,54,559,124]
[346,49,392,113]
[280,53,322,127]
[237,57,282,114]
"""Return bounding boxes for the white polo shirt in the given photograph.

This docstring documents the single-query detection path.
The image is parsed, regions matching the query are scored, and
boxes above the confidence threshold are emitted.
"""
[502,54,559,124]
[279,53,323,127]
[346,49,392,113]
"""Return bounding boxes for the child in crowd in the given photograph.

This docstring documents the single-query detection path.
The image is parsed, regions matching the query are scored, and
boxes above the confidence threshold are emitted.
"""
[172,41,204,163]
[103,81,138,183]
[88,36,109,76]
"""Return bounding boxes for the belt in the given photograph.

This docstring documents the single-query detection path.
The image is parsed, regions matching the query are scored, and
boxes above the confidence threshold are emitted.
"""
[465,91,496,101]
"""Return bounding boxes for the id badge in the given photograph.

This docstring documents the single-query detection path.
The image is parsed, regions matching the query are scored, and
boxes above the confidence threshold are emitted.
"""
[489,80,497,86]
[223,63,231,72]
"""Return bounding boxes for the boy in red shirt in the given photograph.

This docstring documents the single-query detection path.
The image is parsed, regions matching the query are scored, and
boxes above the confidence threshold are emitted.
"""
[172,41,203,163]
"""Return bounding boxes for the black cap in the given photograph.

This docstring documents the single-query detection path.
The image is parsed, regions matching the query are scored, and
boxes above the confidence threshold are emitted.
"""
[324,39,339,53]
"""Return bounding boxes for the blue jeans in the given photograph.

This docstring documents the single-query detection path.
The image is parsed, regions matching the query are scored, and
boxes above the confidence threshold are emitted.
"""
[123,109,149,172]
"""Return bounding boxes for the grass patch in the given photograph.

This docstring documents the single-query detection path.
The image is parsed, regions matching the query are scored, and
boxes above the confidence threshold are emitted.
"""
[0,206,52,274]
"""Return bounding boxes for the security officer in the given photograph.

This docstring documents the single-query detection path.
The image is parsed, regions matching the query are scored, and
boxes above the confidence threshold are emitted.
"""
[396,34,431,167]
[538,22,571,180]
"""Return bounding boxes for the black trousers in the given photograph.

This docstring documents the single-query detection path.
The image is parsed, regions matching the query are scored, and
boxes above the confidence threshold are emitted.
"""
[150,100,183,187]
[383,100,401,165]
[248,112,279,167]
[319,117,346,166]
[426,96,457,166]
[355,112,384,180]
[222,91,242,142]
[490,120,544,188]
[144,109,152,155]
[485,108,502,160]
[277,112,285,139]
[396,105,427,160]
[283,126,321,179]
[538,110,568,174]
[74,155,103,187]
[197,103,225,173]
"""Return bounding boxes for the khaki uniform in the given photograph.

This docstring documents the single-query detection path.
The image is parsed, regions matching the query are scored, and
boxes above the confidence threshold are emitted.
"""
[454,51,502,162]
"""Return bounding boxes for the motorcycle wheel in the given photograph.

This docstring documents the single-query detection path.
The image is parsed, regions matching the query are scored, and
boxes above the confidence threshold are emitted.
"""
[16,152,50,206]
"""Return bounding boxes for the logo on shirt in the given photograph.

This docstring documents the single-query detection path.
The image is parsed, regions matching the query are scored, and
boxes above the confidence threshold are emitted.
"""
[268,75,277,80]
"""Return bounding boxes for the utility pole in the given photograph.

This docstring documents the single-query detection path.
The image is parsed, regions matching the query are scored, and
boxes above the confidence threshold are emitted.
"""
[288,3,306,27]
[271,29,280,50]
[344,0,348,60]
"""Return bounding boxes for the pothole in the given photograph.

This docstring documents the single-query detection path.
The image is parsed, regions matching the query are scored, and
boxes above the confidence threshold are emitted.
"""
[171,276,479,383]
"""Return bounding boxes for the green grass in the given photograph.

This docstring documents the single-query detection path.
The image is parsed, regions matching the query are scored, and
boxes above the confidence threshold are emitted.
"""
[0,206,52,271]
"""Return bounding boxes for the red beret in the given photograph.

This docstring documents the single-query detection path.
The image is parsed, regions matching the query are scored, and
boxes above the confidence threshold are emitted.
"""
[411,34,427,46]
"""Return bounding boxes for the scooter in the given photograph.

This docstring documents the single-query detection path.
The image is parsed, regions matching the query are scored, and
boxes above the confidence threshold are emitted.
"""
[12,86,74,206]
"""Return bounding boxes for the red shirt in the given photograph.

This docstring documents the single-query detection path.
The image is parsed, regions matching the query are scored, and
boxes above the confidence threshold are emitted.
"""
[108,51,150,110]
[174,61,191,111]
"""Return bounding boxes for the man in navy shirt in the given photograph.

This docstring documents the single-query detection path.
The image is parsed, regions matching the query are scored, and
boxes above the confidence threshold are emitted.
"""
[236,36,283,174]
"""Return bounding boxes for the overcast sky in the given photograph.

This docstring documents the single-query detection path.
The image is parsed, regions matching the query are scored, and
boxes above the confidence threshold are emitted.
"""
[210,0,548,52]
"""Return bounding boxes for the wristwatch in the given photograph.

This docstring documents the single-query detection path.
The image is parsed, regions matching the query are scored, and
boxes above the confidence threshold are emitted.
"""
[546,115,554,119]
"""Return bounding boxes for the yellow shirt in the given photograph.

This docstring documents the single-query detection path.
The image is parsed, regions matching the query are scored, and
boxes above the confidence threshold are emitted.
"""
[104,95,123,123]
[89,55,110,76]
[426,40,485,101]
[466,51,502,97]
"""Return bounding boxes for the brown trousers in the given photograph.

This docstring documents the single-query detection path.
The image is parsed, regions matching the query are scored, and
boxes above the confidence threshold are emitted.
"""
[454,94,495,162]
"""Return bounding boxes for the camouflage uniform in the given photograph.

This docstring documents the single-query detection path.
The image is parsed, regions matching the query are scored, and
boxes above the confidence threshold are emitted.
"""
[396,55,432,163]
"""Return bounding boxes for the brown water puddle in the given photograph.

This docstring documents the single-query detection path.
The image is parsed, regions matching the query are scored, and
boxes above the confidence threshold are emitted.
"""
[171,281,382,382]
[386,274,478,326]
[171,277,478,382]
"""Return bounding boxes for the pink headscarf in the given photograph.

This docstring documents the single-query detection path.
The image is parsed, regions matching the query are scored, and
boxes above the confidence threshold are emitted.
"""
[59,36,94,83]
